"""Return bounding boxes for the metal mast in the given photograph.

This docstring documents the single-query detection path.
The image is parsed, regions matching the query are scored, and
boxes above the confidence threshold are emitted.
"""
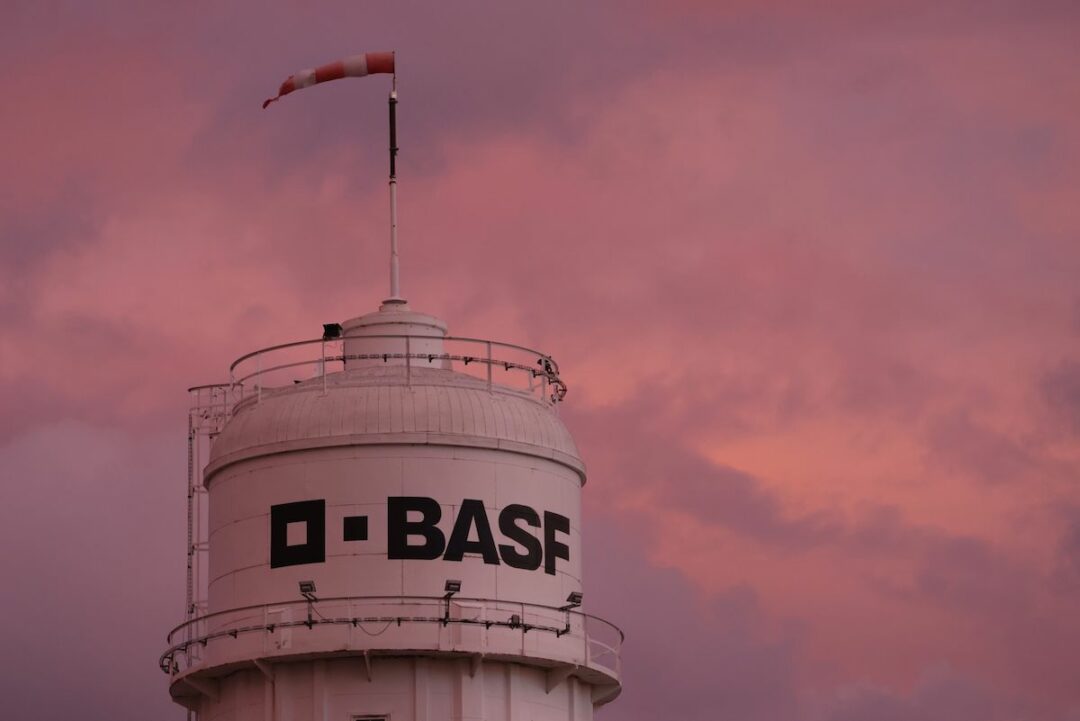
[388,74,401,301]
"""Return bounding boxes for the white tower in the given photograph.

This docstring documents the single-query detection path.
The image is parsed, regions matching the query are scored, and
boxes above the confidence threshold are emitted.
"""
[163,296,623,720]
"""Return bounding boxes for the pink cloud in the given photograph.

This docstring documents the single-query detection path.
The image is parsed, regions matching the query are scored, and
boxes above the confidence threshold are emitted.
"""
[4,2,1080,719]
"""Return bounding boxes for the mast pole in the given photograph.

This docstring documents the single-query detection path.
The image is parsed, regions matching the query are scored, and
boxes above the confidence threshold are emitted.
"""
[388,71,401,301]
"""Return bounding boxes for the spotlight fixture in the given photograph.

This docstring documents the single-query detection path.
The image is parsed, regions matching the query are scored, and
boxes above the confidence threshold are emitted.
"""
[322,323,343,340]
[560,591,583,610]
[442,580,462,626]
[299,580,317,601]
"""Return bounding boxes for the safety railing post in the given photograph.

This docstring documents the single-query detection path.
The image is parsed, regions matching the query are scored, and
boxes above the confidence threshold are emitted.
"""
[321,339,327,395]
[486,341,493,391]
[256,354,262,403]
[221,384,229,427]
[405,335,411,387]
[584,615,591,666]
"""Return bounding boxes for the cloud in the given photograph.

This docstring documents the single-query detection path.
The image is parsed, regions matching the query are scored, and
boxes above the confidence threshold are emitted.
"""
[1051,505,1080,594]
[0,422,184,720]
[587,512,800,721]
[922,410,1041,485]
[5,1,1080,718]
[1041,361,1080,436]
[817,666,1020,721]
[569,384,1080,707]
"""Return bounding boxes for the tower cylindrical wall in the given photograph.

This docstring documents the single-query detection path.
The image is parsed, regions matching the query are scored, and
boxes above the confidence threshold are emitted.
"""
[207,443,582,614]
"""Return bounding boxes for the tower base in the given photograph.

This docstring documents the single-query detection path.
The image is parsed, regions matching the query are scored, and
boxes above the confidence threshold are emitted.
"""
[182,656,607,721]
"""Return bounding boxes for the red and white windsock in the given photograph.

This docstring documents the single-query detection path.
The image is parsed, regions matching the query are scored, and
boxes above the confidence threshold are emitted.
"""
[263,51,395,109]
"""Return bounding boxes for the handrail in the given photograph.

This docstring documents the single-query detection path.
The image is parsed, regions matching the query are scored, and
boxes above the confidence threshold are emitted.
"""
[232,353,549,390]
[166,594,620,643]
[160,594,622,678]
[229,335,559,377]
[186,382,234,393]
[227,334,568,404]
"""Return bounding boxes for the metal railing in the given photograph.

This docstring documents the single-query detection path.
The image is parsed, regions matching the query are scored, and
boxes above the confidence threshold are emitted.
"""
[183,384,236,635]
[161,595,621,680]
[227,335,568,406]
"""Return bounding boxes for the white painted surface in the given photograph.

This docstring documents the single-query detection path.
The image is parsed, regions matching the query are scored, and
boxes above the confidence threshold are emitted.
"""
[207,445,581,610]
[208,370,584,480]
[167,305,621,718]
[197,658,595,721]
[340,304,449,369]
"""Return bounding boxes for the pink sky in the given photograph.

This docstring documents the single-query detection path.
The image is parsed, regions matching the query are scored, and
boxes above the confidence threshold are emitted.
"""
[3,1,1080,719]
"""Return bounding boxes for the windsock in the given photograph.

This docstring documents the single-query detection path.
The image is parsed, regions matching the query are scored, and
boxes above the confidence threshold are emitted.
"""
[263,52,395,109]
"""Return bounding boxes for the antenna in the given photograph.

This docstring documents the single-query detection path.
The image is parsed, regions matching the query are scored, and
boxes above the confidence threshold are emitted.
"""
[387,72,402,303]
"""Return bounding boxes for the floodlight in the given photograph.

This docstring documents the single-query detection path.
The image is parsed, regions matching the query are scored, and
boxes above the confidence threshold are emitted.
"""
[299,580,317,595]
[322,323,343,340]
[441,580,463,625]
[559,591,583,611]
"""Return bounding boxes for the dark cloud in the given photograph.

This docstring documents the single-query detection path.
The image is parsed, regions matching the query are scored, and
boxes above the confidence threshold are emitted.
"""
[0,423,185,720]
[816,667,1020,721]
[923,410,1040,485]
[587,512,800,721]
[1051,505,1080,594]
[912,535,1033,617]
[637,449,845,549]
[1041,361,1080,436]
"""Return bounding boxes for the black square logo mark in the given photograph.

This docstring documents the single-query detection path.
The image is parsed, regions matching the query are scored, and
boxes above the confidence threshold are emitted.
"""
[343,515,368,542]
[270,499,326,568]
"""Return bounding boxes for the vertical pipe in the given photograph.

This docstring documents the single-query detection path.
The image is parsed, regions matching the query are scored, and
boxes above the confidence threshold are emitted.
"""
[186,407,195,623]
[194,431,203,616]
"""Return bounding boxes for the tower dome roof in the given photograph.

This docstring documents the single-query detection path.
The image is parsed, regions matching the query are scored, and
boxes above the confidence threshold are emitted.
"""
[205,304,583,483]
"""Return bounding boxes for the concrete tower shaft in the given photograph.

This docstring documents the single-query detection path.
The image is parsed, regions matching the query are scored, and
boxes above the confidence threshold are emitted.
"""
[164,301,622,720]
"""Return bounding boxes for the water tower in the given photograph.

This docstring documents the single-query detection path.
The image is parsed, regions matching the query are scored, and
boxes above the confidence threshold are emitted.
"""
[160,52,622,721]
